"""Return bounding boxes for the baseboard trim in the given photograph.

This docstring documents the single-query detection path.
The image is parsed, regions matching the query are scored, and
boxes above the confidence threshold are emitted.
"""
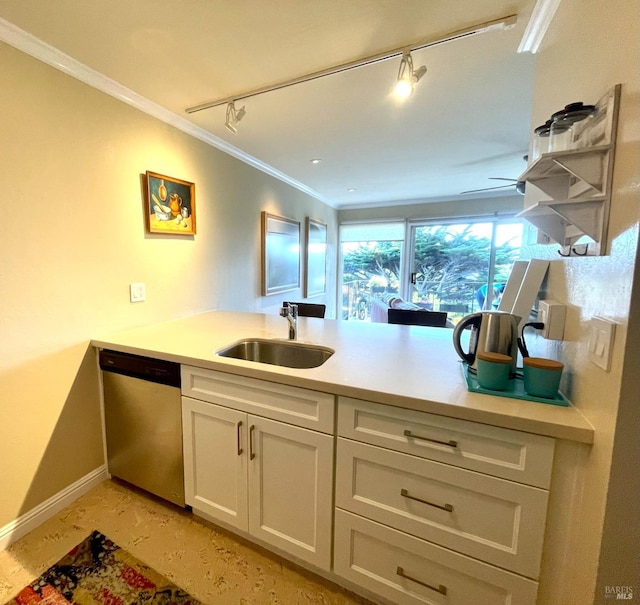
[0,465,108,551]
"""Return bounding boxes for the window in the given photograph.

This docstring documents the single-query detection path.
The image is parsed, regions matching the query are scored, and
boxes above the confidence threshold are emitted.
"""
[339,217,523,323]
[408,219,523,323]
[339,222,405,320]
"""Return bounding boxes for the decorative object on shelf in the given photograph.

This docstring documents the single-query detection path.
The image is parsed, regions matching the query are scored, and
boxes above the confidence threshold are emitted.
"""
[261,211,300,296]
[531,120,552,162]
[548,101,596,153]
[518,84,621,256]
[304,217,327,298]
[145,171,196,235]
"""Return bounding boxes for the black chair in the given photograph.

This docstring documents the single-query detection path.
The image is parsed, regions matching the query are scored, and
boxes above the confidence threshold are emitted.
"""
[387,308,448,327]
[283,301,326,318]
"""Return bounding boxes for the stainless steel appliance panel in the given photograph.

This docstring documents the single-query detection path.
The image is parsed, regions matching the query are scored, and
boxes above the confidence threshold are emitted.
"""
[101,351,185,507]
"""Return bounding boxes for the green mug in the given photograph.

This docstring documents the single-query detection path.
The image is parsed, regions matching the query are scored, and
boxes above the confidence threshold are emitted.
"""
[523,357,564,398]
[476,352,512,391]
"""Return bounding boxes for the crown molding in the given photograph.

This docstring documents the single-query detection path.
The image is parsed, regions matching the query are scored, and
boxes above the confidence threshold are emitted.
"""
[0,17,336,208]
[517,0,562,53]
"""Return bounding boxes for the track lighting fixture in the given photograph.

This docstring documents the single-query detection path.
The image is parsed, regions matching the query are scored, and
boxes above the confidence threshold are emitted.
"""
[394,51,426,98]
[225,101,246,134]
[185,14,517,129]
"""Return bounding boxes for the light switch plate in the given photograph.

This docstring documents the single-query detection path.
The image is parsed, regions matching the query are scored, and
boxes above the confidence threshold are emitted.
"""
[588,316,615,371]
[130,282,146,303]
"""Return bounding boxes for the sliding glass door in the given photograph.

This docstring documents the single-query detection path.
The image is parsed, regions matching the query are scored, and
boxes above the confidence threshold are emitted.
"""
[408,220,523,323]
[339,218,522,323]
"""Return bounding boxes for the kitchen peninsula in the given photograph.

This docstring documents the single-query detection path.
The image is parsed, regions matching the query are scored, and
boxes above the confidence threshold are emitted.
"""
[92,310,594,605]
[92,310,593,443]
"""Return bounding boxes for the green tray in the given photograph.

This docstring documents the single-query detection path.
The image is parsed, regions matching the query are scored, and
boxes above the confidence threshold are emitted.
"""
[461,363,569,407]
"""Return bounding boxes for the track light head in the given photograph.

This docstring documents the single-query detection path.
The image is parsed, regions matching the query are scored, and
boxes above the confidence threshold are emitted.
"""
[225,101,246,134]
[395,51,426,99]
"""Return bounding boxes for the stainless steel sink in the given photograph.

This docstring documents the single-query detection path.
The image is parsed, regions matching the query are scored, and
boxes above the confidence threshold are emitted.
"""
[216,338,334,369]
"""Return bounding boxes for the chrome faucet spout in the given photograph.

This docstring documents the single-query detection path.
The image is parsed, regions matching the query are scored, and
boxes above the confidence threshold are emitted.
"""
[279,304,298,340]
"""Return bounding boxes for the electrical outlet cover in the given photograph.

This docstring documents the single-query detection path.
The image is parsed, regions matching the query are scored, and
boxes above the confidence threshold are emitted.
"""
[539,300,566,340]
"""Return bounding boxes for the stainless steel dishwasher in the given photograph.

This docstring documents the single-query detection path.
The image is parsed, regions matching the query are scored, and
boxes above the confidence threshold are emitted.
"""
[99,349,185,507]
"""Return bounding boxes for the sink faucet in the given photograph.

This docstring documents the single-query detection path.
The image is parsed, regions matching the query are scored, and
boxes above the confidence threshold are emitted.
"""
[279,303,298,340]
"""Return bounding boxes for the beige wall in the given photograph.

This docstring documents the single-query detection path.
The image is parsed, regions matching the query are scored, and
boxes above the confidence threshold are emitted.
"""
[521,1,640,603]
[0,42,337,529]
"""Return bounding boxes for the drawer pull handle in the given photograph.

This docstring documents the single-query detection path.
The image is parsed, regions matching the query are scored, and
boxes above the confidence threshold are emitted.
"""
[403,429,458,449]
[401,488,454,513]
[237,421,243,456]
[249,424,256,460]
[396,566,447,596]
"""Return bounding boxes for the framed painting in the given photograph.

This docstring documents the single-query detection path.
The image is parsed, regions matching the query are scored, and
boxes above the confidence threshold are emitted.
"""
[304,218,327,298]
[261,212,300,296]
[145,171,196,235]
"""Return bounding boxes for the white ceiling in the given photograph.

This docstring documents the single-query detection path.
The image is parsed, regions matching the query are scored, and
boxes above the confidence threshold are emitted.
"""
[0,0,538,209]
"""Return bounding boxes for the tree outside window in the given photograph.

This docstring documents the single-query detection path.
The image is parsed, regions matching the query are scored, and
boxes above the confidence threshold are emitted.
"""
[340,220,521,322]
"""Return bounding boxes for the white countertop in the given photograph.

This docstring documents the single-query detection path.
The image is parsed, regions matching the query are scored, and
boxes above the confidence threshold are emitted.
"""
[92,310,594,444]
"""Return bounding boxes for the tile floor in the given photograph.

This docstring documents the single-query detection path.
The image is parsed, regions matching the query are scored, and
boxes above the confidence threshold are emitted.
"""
[0,480,373,605]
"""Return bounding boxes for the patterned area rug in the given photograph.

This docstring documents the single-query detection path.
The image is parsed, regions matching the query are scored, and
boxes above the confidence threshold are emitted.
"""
[4,530,201,605]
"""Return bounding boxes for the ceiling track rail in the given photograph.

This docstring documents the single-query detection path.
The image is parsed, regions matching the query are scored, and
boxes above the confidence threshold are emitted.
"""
[185,14,517,114]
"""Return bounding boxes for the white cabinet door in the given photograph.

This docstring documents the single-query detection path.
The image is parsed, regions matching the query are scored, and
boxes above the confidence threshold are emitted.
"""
[182,396,248,531]
[183,397,334,571]
[248,416,333,570]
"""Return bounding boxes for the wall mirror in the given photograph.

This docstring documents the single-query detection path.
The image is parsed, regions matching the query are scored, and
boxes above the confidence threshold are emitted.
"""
[261,212,300,296]
[305,218,327,298]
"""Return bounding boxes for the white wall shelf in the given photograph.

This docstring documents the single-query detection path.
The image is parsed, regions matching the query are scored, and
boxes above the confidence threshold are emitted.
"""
[518,84,620,255]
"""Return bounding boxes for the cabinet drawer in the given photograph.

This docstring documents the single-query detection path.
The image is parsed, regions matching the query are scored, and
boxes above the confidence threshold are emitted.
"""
[338,397,554,488]
[334,509,538,605]
[182,366,335,433]
[336,439,547,578]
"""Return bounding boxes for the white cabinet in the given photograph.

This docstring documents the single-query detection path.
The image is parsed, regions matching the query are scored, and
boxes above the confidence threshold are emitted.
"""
[181,367,335,571]
[334,397,555,604]
[180,367,558,604]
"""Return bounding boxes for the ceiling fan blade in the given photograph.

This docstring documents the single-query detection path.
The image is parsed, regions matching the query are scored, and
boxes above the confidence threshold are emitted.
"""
[459,184,516,195]
[488,177,518,182]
